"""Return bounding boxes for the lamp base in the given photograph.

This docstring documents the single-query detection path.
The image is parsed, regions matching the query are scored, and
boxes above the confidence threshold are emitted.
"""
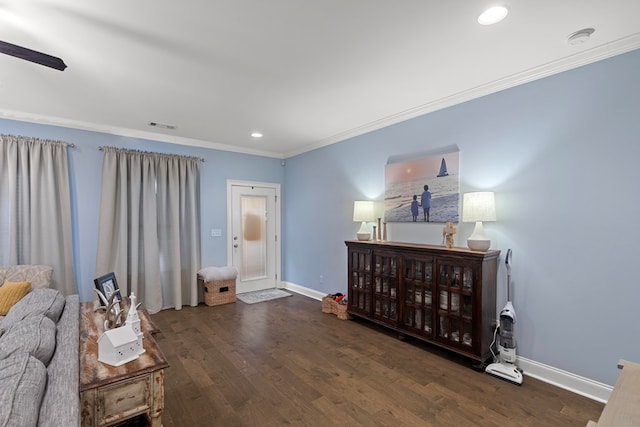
[467,239,491,251]
[356,221,371,241]
[466,221,491,251]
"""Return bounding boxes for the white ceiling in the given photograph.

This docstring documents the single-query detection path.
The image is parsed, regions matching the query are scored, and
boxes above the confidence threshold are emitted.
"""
[1,1,639,158]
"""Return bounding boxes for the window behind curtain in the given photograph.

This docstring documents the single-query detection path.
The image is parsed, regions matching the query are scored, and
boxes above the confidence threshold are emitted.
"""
[0,134,76,295]
[95,146,201,313]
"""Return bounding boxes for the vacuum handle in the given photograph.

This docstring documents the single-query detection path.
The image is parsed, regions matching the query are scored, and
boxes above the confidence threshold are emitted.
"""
[505,248,512,301]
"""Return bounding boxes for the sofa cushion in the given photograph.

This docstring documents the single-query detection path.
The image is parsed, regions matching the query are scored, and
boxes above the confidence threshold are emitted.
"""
[0,265,53,290]
[38,295,80,427]
[0,281,32,316]
[0,353,47,427]
[2,288,65,328]
[0,315,56,366]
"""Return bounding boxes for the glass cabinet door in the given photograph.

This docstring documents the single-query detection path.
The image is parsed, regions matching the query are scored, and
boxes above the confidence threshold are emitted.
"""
[437,262,475,348]
[372,252,398,324]
[402,256,434,336]
[348,248,372,316]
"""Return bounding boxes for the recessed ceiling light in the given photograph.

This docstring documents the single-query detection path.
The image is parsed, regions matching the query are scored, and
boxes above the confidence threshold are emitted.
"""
[567,28,595,45]
[478,6,509,25]
[251,132,263,138]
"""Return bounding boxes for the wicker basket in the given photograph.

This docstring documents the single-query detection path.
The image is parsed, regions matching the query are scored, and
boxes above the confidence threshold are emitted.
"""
[199,275,236,306]
[322,294,349,320]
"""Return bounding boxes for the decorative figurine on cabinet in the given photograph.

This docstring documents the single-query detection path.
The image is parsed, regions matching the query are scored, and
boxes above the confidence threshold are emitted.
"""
[443,222,457,248]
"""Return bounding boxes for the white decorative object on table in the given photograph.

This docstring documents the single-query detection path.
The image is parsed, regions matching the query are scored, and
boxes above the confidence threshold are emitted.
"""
[125,292,145,354]
[97,324,142,366]
[94,288,126,330]
[126,293,142,335]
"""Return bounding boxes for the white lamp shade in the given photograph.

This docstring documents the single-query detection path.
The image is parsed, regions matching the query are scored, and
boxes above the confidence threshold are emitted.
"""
[462,192,496,223]
[353,201,375,241]
[462,192,496,251]
[353,201,375,222]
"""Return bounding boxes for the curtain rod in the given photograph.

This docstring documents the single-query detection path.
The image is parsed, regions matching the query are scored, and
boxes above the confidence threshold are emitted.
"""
[98,146,205,162]
[1,134,76,148]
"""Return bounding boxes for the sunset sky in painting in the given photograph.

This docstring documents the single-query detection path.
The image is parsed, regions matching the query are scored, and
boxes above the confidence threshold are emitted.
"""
[385,151,459,185]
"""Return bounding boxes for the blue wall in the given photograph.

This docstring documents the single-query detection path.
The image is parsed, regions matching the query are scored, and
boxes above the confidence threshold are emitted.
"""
[2,47,639,388]
[284,48,640,387]
[0,119,284,305]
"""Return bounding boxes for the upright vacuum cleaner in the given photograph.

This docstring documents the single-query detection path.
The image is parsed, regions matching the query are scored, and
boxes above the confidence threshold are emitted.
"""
[486,249,523,385]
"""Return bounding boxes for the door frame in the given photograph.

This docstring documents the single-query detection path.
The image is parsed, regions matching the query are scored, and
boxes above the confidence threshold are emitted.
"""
[226,179,282,290]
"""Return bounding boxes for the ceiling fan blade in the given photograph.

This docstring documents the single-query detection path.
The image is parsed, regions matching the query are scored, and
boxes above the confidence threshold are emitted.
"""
[0,40,67,71]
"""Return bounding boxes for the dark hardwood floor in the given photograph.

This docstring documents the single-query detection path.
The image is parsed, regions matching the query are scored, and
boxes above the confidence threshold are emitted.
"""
[151,292,603,426]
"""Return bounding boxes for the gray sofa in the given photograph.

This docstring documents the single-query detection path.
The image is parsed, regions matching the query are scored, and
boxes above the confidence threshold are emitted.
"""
[0,288,80,426]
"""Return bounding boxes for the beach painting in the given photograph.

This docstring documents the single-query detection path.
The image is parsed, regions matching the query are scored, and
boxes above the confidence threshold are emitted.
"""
[384,150,460,223]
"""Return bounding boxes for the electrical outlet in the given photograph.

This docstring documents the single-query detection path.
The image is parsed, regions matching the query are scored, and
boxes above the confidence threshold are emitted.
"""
[319,275,324,284]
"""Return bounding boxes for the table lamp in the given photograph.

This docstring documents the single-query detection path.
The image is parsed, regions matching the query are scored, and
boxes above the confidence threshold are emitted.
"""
[353,201,375,241]
[462,192,496,251]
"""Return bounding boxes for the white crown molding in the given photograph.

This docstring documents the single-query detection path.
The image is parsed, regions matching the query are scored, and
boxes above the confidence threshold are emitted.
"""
[285,33,640,158]
[2,33,639,160]
[0,109,284,159]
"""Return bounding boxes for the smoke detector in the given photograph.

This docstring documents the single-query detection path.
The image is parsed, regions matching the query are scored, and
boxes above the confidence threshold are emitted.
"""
[568,28,595,45]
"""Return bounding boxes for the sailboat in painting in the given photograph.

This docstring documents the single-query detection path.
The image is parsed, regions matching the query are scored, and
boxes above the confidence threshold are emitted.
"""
[437,158,449,177]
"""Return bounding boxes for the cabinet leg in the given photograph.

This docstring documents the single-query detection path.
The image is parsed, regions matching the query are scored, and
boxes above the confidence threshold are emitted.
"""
[398,332,406,341]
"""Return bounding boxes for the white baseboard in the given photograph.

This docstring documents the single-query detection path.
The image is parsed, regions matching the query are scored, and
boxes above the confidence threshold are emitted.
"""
[517,357,612,403]
[281,280,614,403]
[280,281,326,301]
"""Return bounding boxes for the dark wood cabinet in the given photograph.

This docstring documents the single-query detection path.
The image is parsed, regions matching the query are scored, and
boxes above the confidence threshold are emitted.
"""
[346,240,500,364]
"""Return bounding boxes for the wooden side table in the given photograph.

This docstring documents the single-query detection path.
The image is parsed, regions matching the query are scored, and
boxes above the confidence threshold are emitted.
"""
[79,301,169,427]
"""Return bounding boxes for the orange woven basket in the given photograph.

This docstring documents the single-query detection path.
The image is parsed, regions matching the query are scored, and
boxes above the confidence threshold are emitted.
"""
[321,294,349,320]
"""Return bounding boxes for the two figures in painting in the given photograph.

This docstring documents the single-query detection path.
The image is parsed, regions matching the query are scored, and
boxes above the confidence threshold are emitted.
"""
[410,185,432,222]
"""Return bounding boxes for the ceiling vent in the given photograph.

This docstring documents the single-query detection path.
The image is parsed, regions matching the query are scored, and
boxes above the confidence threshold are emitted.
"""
[149,122,176,130]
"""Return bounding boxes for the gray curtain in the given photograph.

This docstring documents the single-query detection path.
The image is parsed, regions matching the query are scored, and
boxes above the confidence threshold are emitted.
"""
[95,146,201,314]
[0,134,76,295]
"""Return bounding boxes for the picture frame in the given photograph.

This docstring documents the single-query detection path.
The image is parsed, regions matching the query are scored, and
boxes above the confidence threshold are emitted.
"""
[384,147,460,223]
[94,272,121,306]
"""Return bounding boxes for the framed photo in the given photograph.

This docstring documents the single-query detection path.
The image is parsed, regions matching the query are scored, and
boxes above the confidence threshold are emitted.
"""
[385,148,460,223]
[94,272,121,306]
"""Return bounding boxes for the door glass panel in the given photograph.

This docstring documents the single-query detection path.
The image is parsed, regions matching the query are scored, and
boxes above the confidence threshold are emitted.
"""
[451,293,460,313]
[463,321,472,346]
[440,290,449,310]
[425,289,432,307]
[463,295,472,316]
[451,318,460,342]
[424,309,432,333]
[241,195,267,280]
[463,268,473,290]
[439,316,449,338]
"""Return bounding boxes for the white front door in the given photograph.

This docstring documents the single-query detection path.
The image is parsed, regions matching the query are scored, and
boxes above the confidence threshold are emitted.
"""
[228,181,280,294]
